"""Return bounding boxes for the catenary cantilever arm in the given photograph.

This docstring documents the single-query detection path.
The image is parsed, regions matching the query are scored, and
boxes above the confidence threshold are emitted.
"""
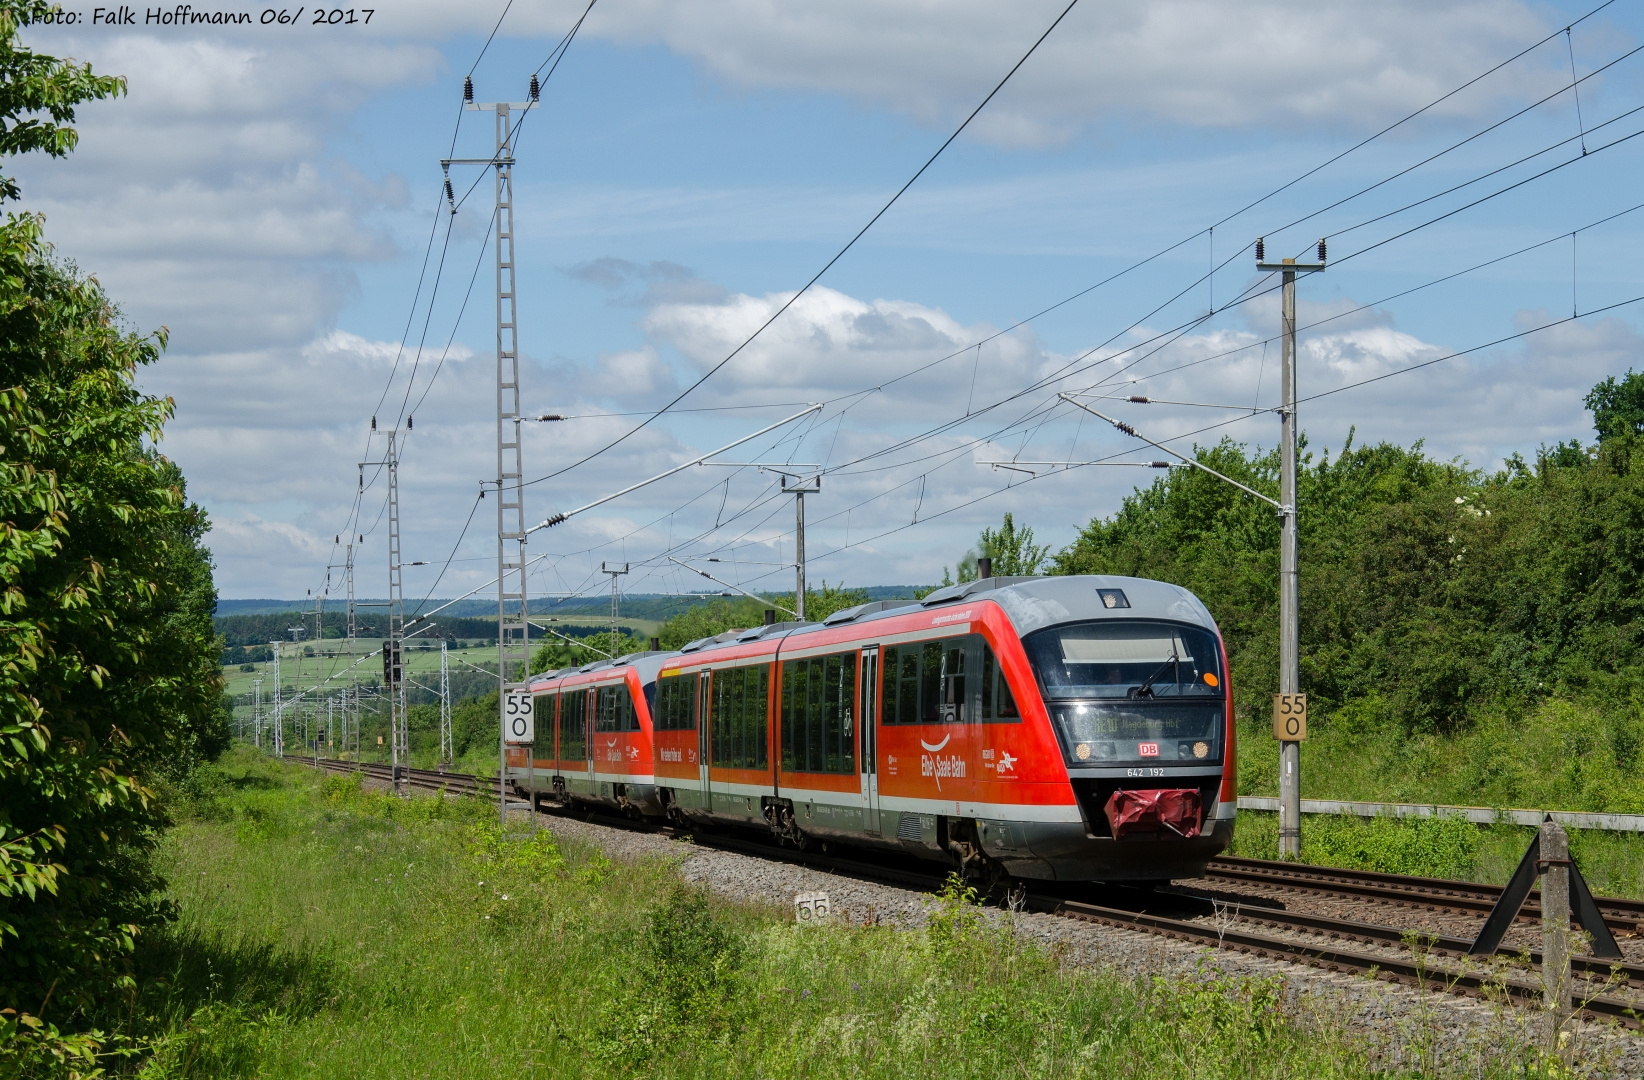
[1059,393,1283,511]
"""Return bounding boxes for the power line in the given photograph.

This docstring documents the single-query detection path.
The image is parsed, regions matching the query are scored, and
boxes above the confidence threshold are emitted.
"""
[323,0,1638,617]
[521,0,1085,490]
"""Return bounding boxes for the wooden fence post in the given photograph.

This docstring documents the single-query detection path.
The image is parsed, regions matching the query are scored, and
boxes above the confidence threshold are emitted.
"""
[1540,820,1571,1048]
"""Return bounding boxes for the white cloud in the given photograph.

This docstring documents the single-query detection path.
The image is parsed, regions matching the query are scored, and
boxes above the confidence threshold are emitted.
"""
[382,0,1564,141]
[17,31,438,350]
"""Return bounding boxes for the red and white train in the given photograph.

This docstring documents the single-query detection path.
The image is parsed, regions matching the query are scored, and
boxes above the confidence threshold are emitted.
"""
[507,574,1235,883]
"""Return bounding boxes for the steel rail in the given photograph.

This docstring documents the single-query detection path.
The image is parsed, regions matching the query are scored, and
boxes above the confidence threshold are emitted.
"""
[1047,897,1643,1028]
[1166,887,1644,990]
[1209,856,1644,928]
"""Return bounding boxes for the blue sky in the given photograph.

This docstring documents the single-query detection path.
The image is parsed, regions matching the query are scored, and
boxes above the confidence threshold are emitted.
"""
[22,0,1644,603]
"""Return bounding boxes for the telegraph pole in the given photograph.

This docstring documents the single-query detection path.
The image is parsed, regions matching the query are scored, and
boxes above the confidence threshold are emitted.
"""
[781,473,822,619]
[448,74,537,828]
[1256,237,1325,860]
[601,562,629,653]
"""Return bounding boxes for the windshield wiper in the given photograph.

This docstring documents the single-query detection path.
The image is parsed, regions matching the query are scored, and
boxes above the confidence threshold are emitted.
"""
[1129,651,1179,699]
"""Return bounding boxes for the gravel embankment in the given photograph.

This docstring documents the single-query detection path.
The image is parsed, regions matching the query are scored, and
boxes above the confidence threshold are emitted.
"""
[536,809,1644,1077]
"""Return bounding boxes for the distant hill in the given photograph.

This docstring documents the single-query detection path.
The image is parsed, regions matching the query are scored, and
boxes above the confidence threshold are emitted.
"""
[216,586,928,623]
[214,586,929,659]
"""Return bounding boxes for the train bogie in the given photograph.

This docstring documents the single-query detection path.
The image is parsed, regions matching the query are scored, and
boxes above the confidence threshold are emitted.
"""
[509,574,1237,883]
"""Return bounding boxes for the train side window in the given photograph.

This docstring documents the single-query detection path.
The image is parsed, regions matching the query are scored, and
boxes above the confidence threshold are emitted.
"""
[533,692,555,756]
[979,642,1022,723]
[940,642,967,723]
[560,690,587,760]
[780,650,857,773]
[656,673,696,731]
[593,684,639,733]
[710,664,770,770]
[919,641,945,722]
[895,646,920,724]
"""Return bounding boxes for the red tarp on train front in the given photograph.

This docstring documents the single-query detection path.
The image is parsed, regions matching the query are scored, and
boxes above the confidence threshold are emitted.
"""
[1104,788,1202,840]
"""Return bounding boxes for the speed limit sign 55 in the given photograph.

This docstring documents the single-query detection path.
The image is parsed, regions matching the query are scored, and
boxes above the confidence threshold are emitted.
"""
[1272,693,1307,742]
[504,692,535,745]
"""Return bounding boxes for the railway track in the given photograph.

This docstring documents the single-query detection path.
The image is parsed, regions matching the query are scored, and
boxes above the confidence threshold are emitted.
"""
[1205,855,1644,932]
[297,757,1644,1028]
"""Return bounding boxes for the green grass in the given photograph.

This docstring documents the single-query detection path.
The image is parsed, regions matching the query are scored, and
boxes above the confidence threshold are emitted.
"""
[67,748,1576,1078]
[1229,696,1644,895]
[1236,694,1644,813]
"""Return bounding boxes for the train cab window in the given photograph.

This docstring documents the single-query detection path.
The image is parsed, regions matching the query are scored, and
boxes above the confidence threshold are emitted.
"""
[655,673,697,731]
[978,643,1021,723]
[532,692,556,756]
[709,664,770,770]
[1024,620,1225,767]
[560,689,588,761]
[1025,620,1222,699]
[881,638,967,724]
[594,684,640,733]
[780,651,857,774]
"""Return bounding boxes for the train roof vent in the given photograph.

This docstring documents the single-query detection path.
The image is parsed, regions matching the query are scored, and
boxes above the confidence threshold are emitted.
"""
[735,619,813,642]
[823,599,920,626]
[682,627,761,653]
[919,575,1042,606]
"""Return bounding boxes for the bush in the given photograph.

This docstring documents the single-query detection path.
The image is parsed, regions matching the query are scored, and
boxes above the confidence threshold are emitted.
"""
[0,7,221,1053]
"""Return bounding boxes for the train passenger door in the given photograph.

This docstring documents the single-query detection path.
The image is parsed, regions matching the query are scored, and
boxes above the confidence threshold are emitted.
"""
[696,670,712,811]
[858,647,880,834]
[583,688,596,791]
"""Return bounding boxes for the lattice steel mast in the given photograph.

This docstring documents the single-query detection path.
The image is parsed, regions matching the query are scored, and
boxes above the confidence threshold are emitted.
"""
[448,75,537,826]
[360,426,407,790]
[439,640,453,768]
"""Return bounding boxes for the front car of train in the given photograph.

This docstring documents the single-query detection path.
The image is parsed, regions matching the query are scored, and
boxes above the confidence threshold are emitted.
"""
[516,652,669,816]
[641,572,1234,884]
[960,573,1237,881]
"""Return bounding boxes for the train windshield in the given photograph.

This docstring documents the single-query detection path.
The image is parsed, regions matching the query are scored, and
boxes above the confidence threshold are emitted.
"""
[1024,619,1223,700]
[1025,619,1225,767]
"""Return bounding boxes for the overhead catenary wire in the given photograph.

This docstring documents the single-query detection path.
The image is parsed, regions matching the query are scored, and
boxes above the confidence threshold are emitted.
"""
[323,0,1644,618]
[377,0,1606,558]
[786,0,1631,428]
[521,0,1085,491]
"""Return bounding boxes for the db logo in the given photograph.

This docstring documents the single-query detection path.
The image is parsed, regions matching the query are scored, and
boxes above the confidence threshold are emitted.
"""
[1138,742,1160,757]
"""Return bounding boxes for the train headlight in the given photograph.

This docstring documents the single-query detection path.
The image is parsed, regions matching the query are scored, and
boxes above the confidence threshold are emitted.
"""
[1075,742,1092,761]
[1193,741,1209,759]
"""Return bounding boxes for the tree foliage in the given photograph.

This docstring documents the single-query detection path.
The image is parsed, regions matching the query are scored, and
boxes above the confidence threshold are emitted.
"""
[655,583,871,649]
[0,2,123,201]
[1585,368,1644,442]
[0,1,219,1052]
[1049,414,1644,736]
[0,215,221,1021]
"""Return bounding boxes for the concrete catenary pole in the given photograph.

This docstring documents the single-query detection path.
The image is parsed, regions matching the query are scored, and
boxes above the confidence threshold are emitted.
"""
[782,473,822,620]
[1257,239,1324,859]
